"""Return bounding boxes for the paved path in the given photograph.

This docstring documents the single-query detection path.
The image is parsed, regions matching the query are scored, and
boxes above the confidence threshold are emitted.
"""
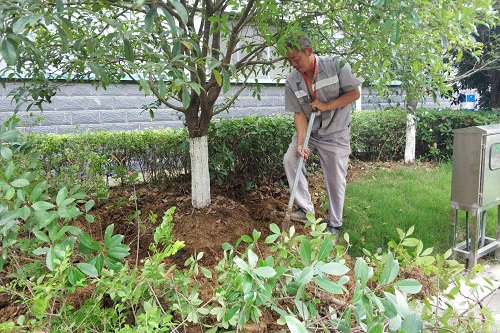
[479,260,500,331]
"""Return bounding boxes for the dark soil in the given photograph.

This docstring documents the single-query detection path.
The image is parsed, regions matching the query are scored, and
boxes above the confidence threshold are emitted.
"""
[0,161,435,331]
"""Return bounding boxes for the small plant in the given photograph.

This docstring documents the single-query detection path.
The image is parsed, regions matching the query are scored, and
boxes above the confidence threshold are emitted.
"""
[0,118,130,331]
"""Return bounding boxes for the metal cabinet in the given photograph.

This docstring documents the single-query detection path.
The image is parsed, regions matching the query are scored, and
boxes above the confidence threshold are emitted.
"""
[451,124,500,269]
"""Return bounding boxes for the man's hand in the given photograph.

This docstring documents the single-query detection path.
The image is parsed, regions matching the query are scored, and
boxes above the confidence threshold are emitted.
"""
[297,144,310,160]
[309,100,326,114]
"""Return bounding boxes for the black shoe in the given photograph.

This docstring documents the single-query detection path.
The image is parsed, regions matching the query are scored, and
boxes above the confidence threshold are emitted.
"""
[290,208,313,223]
[328,226,341,235]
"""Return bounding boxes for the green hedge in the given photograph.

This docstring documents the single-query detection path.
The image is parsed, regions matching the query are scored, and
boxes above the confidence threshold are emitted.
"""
[27,109,500,193]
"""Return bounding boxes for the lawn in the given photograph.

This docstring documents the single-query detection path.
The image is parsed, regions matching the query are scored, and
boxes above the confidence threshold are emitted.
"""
[343,162,499,258]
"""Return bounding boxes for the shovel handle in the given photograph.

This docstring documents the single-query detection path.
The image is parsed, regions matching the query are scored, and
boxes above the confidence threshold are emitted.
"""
[287,111,317,212]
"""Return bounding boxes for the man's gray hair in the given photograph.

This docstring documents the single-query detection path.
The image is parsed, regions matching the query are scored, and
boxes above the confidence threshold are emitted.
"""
[286,34,312,51]
[296,35,312,50]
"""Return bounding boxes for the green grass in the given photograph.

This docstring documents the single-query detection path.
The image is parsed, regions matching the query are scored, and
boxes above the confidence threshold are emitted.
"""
[343,162,498,257]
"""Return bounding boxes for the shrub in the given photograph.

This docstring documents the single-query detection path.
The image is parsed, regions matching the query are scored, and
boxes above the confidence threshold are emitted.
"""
[0,119,130,330]
[24,109,500,191]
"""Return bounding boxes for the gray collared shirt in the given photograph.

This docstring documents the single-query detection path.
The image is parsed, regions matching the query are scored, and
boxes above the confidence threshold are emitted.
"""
[285,55,362,140]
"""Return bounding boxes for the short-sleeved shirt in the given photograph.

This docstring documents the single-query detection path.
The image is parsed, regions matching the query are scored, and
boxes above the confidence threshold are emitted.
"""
[285,55,362,140]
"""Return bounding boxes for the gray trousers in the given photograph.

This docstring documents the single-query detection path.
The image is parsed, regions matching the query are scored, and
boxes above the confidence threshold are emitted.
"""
[283,134,351,228]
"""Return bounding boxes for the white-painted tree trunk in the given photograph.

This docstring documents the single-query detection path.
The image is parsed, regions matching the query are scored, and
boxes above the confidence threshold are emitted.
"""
[404,111,416,165]
[189,135,211,208]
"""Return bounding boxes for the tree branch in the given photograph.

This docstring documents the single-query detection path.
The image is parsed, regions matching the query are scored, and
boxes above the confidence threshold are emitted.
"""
[448,58,500,84]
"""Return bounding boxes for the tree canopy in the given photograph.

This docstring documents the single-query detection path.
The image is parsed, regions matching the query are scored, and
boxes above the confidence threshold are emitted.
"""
[1,0,497,205]
[455,7,500,109]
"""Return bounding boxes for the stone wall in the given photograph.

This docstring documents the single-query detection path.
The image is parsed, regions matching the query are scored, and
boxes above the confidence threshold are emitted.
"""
[0,81,457,134]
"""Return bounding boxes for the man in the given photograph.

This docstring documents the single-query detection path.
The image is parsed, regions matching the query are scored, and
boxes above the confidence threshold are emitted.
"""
[283,34,361,234]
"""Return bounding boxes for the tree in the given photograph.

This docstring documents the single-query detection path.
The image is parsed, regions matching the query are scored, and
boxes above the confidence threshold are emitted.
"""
[1,0,497,207]
[454,5,500,110]
[304,0,497,164]
[1,0,295,208]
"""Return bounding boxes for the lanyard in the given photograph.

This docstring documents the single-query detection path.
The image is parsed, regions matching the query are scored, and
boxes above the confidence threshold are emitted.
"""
[301,56,318,102]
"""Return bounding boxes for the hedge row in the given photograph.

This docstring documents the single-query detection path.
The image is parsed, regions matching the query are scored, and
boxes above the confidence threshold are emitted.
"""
[28,109,500,196]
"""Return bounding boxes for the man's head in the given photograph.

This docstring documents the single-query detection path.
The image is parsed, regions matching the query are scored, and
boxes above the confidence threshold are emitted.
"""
[285,35,315,74]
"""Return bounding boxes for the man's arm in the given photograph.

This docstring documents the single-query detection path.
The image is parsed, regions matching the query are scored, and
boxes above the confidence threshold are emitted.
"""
[294,111,310,159]
[309,88,360,113]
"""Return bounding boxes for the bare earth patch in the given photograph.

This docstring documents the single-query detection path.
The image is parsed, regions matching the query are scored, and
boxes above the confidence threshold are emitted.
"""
[0,160,436,330]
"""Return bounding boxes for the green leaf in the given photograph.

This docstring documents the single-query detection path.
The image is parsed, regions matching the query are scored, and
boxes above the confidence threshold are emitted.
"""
[380,252,399,285]
[286,281,300,295]
[123,38,134,61]
[170,0,188,24]
[5,187,15,200]
[104,224,114,243]
[388,315,402,331]
[139,78,152,95]
[159,7,178,36]
[401,313,423,333]
[367,323,384,333]
[181,87,190,109]
[4,161,14,180]
[2,38,17,66]
[105,234,123,248]
[13,16,31,34]
[56,187,68,206]
[10,179,29,188]
[85,200,95,213]
[402,238,420,247]
[247,249,258,268]
[32,201,55,211]
[201,267,212,278]
[29,182,47,202]
[394,289,410,317]
[297,266,314,284]
[17,206,31,220]
[285,315,308,333]
[392,22,401,44]
[234,257,250,272]
[78,231,101,253]
[106,245,129,259]
[318,262,350,276]
[264,234,280,243]
[77,262,98,277]
[46,248,55,271]
[33,231,50,243]
[395,279,422,294]
[213,69,222,86]
[1,146,12,160]
[354,258,371,286]
[223,306,239,322]
[381,19,395,35]
[104,256,123,271]
[222,69,231,93]
[269,223,280,234]
[0,251,5,271]
[68,267,85,286]
[380,297,398,318]
[241,235,253,243]
[299,240,312,266]
[253,266,276,278]
[144,6,157,31]
[314,276,343,294]
[88,254,104,274]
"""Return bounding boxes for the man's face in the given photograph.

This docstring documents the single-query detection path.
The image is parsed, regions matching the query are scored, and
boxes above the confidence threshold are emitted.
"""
[286,47,311,73]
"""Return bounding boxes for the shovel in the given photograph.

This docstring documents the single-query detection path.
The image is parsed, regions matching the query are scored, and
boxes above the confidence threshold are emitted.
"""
[282,111,316,232]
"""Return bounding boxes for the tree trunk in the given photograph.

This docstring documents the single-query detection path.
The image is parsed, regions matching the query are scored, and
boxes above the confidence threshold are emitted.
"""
[490,69,500,109]
[404,100,417,165]
[189,136,211,208]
